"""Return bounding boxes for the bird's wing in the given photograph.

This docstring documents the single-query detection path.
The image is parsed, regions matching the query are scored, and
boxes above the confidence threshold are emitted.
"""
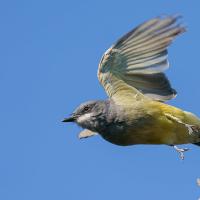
[98,15,185,103]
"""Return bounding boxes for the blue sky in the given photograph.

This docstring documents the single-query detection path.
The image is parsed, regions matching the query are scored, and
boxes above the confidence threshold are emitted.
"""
[0,0,200,199]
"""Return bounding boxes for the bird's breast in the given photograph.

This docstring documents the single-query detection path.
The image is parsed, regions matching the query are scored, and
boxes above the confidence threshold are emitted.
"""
[100,117,159,146]
[99,108,196,146]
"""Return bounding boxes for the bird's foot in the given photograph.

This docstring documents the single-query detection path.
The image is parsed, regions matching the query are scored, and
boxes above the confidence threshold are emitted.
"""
[165,113,200,136]
[173,145,190,160]
[185,124,200,136]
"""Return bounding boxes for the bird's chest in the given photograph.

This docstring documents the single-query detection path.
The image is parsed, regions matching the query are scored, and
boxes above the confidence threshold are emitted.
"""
[95,103,166,146]
[99,115,154,146]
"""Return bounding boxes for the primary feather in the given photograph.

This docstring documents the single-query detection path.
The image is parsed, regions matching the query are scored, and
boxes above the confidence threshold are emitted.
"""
[98,15,186,102]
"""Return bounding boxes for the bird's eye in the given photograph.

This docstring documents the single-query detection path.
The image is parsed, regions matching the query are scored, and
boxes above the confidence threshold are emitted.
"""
[83,106,90,112]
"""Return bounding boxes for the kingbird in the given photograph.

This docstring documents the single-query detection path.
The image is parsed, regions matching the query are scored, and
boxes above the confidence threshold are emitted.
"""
[63,15,200,159]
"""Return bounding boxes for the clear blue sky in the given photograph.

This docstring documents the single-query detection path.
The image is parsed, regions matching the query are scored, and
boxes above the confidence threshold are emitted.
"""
[1,1,200,200]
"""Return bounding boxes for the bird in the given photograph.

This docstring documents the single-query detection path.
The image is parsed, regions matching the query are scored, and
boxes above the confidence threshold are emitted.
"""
[63,15,200,160]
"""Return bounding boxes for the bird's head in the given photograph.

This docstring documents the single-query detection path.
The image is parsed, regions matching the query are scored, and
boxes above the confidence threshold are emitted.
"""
[62,100,108,131]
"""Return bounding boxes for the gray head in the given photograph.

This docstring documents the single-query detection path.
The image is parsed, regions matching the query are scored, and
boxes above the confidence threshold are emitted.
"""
[62,100,109,132]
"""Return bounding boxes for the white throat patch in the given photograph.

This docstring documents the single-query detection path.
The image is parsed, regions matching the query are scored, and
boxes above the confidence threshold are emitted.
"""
[77,113,92,124]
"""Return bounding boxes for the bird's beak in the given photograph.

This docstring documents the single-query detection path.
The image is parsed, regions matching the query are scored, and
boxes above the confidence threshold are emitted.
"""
[62,115,76,122]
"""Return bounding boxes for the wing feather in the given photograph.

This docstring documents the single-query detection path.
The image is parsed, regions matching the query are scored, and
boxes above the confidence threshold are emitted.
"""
[98,15,185,102]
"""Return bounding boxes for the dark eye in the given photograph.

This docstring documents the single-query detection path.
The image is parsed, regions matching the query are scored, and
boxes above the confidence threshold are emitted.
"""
[83,106,90,112]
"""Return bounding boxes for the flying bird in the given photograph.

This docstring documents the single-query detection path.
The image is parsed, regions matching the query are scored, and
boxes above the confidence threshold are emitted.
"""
[63,15,200,159]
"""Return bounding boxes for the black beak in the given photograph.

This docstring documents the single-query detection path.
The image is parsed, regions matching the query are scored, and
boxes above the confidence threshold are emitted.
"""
[62,116,75,122]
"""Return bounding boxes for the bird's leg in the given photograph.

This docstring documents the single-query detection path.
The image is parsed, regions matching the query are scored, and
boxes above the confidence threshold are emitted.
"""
[165,113,200,136]
[181,124,200,136]
[172,145,190,160]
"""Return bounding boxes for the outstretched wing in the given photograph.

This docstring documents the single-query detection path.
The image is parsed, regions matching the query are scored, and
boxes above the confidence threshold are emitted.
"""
[98,15,185,103]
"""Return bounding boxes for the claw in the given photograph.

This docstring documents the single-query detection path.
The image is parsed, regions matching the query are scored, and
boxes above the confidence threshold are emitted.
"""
[185,124,199,135]
[173,145,190,160]
[165,113,200,136]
